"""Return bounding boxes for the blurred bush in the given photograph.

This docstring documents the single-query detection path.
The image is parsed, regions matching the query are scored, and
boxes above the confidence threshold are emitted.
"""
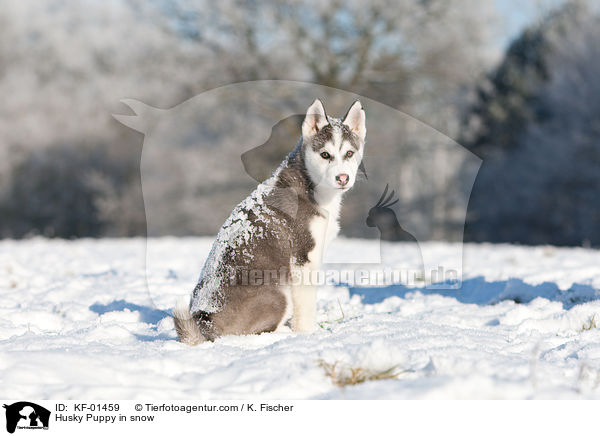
[0,142,144,238]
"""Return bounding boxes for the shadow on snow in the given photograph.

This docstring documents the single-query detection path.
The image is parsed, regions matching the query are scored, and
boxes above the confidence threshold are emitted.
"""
[348,277,599,310]
[89,299,170,325]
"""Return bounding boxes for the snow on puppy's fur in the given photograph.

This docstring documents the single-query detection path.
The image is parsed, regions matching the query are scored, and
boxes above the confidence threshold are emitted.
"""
[174,99,366,344]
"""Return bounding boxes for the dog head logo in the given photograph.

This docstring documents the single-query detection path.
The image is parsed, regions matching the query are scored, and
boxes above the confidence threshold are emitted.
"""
[3,402,50,433]
[113,81,481,306]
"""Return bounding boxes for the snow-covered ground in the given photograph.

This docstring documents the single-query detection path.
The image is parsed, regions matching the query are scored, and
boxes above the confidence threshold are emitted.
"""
[1,237,600,399]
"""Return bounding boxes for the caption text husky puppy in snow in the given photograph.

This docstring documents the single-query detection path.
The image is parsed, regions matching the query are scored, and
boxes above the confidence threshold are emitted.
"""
[174,99,366,344]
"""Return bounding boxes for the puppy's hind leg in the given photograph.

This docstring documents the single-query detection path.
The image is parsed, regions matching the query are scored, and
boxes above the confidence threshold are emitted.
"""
[210,285,288,336]
[275,285,294,332]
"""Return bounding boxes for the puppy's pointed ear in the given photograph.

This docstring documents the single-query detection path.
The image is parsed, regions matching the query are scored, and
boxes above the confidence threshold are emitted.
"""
[342,100,366,141]
[302,99,328,139]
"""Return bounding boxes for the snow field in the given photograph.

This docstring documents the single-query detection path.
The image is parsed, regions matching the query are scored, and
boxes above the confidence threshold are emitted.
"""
[1,237,600,399]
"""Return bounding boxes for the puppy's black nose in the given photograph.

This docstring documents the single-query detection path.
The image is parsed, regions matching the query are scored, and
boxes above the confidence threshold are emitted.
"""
[336,174,349,186]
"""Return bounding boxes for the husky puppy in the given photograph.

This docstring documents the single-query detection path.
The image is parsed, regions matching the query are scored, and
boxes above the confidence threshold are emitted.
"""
[174,99,366,344]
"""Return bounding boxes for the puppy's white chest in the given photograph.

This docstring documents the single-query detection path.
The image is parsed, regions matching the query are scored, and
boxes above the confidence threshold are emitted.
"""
[307,196,341,265]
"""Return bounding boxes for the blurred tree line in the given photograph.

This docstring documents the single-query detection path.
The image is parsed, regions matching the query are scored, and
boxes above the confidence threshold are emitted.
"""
[0,0,597,246]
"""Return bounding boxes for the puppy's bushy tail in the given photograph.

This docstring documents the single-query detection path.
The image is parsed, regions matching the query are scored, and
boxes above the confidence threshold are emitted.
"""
[173,299,205,346]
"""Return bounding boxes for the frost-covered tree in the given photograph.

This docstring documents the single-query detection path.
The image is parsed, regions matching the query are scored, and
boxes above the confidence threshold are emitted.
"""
[0,0,208,237]
[155,0,500,239]
[463,1,600,246]
[165,0,499,137]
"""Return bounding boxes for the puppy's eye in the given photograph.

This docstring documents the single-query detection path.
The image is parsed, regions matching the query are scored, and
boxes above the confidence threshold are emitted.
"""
[345,150,354,158]
[320,151,331,160]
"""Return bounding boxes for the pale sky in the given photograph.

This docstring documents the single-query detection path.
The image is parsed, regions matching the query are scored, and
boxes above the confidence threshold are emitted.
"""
[494,0,567,48]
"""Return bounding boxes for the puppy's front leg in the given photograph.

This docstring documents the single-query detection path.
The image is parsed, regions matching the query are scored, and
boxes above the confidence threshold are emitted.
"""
[291,284,316,333]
